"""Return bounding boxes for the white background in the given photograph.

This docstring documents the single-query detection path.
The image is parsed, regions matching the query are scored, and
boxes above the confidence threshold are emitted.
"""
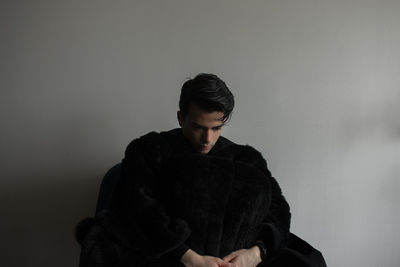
[1,1,399,266]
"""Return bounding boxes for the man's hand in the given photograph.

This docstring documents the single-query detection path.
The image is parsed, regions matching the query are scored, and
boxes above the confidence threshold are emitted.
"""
[181,249,238,267]
[222,246,262,267]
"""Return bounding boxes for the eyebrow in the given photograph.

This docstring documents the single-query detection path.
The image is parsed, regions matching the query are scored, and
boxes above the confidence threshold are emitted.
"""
[192,122,225,129]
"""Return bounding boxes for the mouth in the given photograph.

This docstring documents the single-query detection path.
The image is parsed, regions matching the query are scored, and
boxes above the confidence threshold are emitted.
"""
[200,145,211,151]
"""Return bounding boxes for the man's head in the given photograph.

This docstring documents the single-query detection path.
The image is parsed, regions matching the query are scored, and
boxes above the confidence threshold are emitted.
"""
[177,73,234,154]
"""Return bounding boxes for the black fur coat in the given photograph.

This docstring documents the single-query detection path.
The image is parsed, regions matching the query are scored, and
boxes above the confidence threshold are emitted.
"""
[76,128,326,267]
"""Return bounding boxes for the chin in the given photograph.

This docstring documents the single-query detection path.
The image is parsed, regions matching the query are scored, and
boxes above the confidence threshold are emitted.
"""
[198,146,212,154]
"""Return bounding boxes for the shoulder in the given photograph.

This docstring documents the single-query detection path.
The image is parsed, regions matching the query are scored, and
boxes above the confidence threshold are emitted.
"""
[234,144,265,165]
[124,130,172,161]
[218,137,266,165]
[227,143,273,178]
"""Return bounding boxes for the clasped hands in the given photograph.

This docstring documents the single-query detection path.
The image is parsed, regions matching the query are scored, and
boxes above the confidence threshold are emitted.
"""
[181,246,261,267]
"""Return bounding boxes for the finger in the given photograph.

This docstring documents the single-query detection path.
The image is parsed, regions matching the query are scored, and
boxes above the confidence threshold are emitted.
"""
[216,258,226,265]
[218,261,237,267]
[223,256,237,263]
[223,252,237,262]
[216,258,229,265]
[230,257,240,264]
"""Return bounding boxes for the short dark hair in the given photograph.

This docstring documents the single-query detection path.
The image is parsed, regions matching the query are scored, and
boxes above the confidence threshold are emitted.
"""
[179,73,235,122]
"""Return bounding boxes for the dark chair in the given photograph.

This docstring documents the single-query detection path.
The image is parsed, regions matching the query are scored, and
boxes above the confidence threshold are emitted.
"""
[95,163,121,215]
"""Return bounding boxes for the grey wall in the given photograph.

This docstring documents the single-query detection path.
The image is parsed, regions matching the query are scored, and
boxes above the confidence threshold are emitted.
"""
[1,0,399,266]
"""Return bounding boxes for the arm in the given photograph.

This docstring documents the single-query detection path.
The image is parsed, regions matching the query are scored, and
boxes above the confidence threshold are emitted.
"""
[255,154,291,256]
[108,133,191,259]
[219,146,289,266]
[223,158,290,266]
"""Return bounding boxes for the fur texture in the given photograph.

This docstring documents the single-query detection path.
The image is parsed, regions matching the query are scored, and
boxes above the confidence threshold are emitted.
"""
[76,128,326,267]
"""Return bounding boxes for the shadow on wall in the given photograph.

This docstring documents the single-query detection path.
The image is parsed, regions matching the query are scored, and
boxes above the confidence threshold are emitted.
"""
[0,171,102,267]
[341,95,400,149]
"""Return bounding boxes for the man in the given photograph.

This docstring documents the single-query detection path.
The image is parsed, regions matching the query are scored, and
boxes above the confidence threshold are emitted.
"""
[76,73,326,267]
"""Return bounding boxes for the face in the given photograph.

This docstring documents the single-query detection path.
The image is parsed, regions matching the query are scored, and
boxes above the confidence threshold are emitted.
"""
[177,104,225,154]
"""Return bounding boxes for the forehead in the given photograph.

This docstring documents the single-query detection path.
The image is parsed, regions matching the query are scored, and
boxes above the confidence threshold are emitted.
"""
[186,104,225,125]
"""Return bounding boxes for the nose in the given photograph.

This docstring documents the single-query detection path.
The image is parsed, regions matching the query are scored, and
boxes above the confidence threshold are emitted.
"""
[202,129,212,144]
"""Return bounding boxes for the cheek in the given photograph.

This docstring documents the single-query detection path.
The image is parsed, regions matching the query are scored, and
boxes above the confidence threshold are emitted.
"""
[187,130,199,142]
[194,132,203,142]
[212,132,221,142]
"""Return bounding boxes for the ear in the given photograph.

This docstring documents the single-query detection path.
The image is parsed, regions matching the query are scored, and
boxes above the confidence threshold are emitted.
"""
[177,110,183,127]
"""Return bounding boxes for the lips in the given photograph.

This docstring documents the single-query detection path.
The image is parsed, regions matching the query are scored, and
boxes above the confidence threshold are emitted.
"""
[201,145,210,150]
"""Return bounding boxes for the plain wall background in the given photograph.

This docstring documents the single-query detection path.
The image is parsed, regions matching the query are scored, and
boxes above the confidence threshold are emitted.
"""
[1,0,399,266]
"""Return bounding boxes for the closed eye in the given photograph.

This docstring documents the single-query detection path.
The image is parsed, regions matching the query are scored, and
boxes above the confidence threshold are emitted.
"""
[192,123,224,130]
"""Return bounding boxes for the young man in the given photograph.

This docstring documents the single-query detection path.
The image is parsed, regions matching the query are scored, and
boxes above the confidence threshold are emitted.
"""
[76,73,326,267]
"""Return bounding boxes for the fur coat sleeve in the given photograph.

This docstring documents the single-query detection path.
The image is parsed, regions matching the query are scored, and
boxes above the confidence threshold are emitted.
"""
[252,149,291,253]
[107,132,192,259]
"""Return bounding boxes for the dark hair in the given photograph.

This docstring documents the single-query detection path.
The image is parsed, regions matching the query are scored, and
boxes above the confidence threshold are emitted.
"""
[179,73,235,122]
